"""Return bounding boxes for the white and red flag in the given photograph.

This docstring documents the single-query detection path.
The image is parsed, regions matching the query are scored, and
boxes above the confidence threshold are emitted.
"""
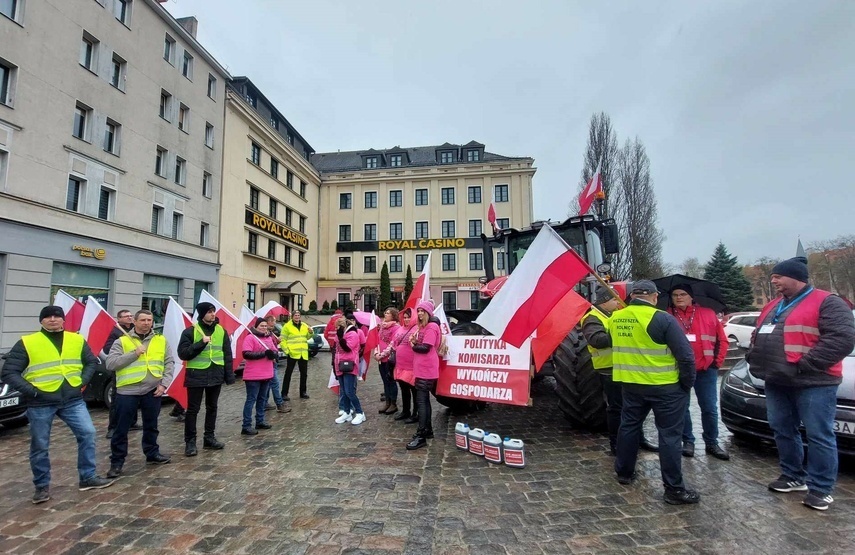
[363,311,380,365]
[239,305,256,326]
[327,368,340,395]
[578,161,603,216]
[475,224,593,348]
[403,252,432,316]
[531,289,591,371]
[254,301,288,319]
[53,289,86,332]
[163,297,192,409]
[79,296,117,355]
[487,196,500,235]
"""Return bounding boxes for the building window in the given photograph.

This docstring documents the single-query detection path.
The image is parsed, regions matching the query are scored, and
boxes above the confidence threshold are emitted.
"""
[467,149,480,162]
[250,142,261,165]
[470,291,480,309]
[389,255,402,273]
[299,216,306,233]
[249,188,260,210]
[286,132,294,145]
[171,212,182,239]
[159,90,171,120]
[103,119,120,154]
[497,251,506,270]
[115,0,132,25]
[182,51,193,80]
[270,116,278,130]
[415,221,429,239]
[495,184,509,202]
[245,91,257,108]
[178,104,189,132]
[298,251,304,269]
[415,188,428,206]
[338,292,351,309]
[339,225,351,242]
[246,283,257,311]
[441,187,455,205]
[286,171,293,189]
[268,239,277,260]
[339,193,352,209]
[415,254,428,272]
[248,232,258,254]
[365,156,378,169]
[285,208,293,227]
[163,34,175,64]
[203,171,213,198]
[200,222,209,246]
[364,191,377,209]
[364,256,377,273]
[299,181,307,198]
[207,74,217,100]
[72,103,90,140]
[389,190,402,207]
[270,158,279,179]
[441,220,455,238]
[110,53,126,90]
[468,186,482,203]
[66,176,84,212]
[174,157,185,185]
[80,33,98,71]
[0,60,14,106]
[389,222,402,240]
[1,0,19,20]
[269,198,277,219]
[469,252,483,271]
[364,223,376,241]
[0,149,8,190]
[155,146,167,177]
[469,219,482,237]
[96,186,113,220]
[390,154,402,167]
[442,253,456,271]
[443,291,457,310]
[440,151,454,164]
[151,205,163,234]
[497,217,509,230]
[339,257,351,274]
[284,247,292,265]
[205,122,214,148]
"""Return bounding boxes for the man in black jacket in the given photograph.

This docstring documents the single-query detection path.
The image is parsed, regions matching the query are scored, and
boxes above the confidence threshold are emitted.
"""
[177,302,234,456]
[1,306,115,504]
[104,309,136,438]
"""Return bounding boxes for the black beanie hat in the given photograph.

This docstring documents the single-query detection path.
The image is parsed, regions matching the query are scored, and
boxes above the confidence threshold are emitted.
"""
[254,317,267,329]
[772,257,809,282]
[594,285,615,305]
[195,302,216,320]
[670,283,694,297]
[39,305,65,320]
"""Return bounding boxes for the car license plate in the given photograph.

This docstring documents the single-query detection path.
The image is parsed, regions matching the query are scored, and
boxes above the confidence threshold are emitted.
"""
[834,419,855,436]
[0,397,20,408]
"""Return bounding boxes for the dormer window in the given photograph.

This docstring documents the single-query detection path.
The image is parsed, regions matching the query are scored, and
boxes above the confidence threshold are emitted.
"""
[440,151,454,164]
[246,92,257,108]
[270,116,278,130]
[365,156,378,169]
[390,154,402,167]
[466,149,480,162]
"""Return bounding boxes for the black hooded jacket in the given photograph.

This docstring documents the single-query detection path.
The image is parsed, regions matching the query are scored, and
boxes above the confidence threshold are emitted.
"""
[177,318,235,387]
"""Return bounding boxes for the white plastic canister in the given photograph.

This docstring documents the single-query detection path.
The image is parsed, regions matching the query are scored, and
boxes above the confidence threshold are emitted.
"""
[468,428,485,456]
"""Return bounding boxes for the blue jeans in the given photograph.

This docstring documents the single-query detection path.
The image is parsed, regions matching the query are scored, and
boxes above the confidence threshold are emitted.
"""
[683,368,720,446]
[766,383,838,495]
[111,390,162,466]
[243,379,270,429]
[338,373,362,415]
[378,361,398,403]
[268,367,284,406]
[27,399,97,487]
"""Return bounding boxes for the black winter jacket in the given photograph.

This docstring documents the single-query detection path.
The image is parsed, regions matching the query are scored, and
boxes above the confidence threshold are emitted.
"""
[1,329,100,407]
[177,319,235,388]
[581,308,613,375]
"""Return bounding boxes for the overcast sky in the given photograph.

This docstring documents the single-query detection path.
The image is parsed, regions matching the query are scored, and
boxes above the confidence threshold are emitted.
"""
[166,0,854,268]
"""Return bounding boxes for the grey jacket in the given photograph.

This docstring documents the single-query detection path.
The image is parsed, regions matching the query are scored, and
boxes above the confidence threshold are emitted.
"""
[106,329,175,395]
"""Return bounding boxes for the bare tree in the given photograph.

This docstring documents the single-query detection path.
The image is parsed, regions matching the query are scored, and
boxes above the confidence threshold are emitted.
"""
[745,256,780,305]
[678,257,705,278]
[809,235,855,301]
[571,112,619,218]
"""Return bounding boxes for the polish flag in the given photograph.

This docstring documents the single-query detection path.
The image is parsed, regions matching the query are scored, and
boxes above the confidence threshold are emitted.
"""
[487,197,500,235]
[403,252,432,316]
[475,224,593,348]
[531,289,591,371]
[254,301,288,319]
[79,296,118,355]
[578,161,603,216]
[363,311,380,365]
[53,289,86,332]
[196,290,247,370]
[163,297,192,409]
[327,369,340,395]
[239,305,256,326]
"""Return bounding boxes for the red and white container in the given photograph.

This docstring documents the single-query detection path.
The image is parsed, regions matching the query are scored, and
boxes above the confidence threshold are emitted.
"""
[483,433,503,464]
[468,428,485,456]
[454,422,470,451]
[503,438,526,468]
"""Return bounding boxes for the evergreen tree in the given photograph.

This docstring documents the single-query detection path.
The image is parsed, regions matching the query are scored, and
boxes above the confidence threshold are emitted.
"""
[704,243,755,311]
[308,300,317,313]
[322,300,330,311]
[379,261,392,310]
[330,300,338,311]
[404,265,414,303]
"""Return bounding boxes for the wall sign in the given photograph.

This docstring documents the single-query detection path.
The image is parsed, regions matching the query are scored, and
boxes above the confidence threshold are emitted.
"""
[72,245,106,260]
[245,209,309,249]
[337,237,482,253]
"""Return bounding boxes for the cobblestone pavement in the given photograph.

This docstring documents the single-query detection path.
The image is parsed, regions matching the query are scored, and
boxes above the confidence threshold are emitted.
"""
[1,357,854,554]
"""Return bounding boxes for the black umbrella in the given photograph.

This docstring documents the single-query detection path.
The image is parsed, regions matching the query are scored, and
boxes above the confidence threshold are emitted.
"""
[650,274,727,314]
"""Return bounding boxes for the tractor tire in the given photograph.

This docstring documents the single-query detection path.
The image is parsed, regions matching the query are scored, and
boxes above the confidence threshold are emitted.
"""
[546,329,607,431]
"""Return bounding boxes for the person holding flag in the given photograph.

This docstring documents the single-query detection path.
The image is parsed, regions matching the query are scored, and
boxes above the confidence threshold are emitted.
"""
[406,300,443,450]
[374,307,400,415]
[177,302,235,456]
[105,310,174,478]
[333,315,365,425]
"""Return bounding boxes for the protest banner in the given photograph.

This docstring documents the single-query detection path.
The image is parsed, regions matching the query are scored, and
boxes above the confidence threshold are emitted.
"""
[437,336,531,406]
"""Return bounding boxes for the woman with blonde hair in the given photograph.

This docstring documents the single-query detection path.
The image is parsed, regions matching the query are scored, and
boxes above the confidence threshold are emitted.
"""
[406,300,442,450]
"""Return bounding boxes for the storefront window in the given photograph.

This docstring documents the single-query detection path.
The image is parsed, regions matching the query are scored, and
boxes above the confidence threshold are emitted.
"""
[51,262,110,306]
[194,281,212,306]
[142,274,180,328]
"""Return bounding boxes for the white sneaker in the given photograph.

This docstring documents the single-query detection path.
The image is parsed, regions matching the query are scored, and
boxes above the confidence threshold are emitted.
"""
[351,413,366,425]
[335,412,353,424]
[338,409,346,417]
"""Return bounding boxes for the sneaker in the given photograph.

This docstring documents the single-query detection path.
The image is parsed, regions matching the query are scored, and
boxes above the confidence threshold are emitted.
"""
[32,486,50,504]
[705,444,730,461]
[335,412,353,424]
[664,488,701,505]
[406,436,427,450]
[146,454,171,465]
[241,428,258,435]
[768,475,808,493]
[338,409,347,417]
[175,414,185,422]
[803,490,833,511]
[351,413,366,425]
[106,465,123,479]
[79,476,115,491]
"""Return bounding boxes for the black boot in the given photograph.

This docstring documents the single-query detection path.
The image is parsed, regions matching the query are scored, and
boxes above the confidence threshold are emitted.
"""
[203,435,225,450]
[185,441,197,457]
[640,437,659,452]
[404,413,419,424]
[406,430,428,450]
[394,411,411,421]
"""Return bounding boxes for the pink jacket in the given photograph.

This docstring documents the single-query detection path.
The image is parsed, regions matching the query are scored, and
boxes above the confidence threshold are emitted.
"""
[242,332,277,381]
[334,326,360,377]
[390,324,417,372]
[378,321,400,363]
[413,322,441,380]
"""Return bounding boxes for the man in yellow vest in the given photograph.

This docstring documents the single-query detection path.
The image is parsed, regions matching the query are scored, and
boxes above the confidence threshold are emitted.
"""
[609,281,699,505]
[280,310,315,401]
[177,302,235,456]
[1,305,115,504]
[105,309,174,478]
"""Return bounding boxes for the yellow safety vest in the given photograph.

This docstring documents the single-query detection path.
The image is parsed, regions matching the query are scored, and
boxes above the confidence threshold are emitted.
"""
[609,303,679,385]
[186,324,225,369]
[20,332,85,392]
[117,335,167,387]
[584,308,613,370]
[279,321,313,360]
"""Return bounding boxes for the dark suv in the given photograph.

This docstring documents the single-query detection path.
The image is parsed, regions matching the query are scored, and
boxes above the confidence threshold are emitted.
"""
[0,355,29,429]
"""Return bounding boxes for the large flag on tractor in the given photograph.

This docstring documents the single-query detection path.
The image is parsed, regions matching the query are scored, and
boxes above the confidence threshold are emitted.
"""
[53,289,85,332]
[163,297,191,409]
[80,296,117,355]
[475,224,593,348]
[578,161,603,216]
[403,252,432,315]
[531,289,591,371]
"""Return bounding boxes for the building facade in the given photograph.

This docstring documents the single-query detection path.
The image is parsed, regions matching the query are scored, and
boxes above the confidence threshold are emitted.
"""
[219,78,320,313]
[0,0,230,348]
[312,142,535,312]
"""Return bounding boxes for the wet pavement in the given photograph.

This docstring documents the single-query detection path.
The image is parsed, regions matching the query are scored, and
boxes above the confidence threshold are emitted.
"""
[1,356,854,554]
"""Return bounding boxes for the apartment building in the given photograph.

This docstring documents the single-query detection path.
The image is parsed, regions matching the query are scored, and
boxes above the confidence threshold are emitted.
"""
[0,0,230,348]
[313,142,535,312]
[219,77,320,313]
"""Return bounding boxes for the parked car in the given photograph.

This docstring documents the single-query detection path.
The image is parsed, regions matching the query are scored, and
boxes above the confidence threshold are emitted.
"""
[308,333,322,358]
[723,312,760,348]
[720,347,855,455]
[83,358,115,408]
[311,325,331,351]
[0,354,29,429]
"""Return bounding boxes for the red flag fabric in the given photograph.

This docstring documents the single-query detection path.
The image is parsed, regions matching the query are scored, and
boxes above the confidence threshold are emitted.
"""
[163,297,191,409]
[578,162,603,216]
[403,252,432,316]
[254,300,289,319]
[327,368,340,395]
[488,200,499,234]
[79,296,117,355]
[197,290,243,336]
[53,289,85,332]
[475,225,593,348]
[363,311,380,365]
[531,289,591,371]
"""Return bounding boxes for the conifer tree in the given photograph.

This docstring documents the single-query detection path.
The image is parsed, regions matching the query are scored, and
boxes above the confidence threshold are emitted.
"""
[379,261,392,310]
[704,243,755,311]
[404,265,414,305]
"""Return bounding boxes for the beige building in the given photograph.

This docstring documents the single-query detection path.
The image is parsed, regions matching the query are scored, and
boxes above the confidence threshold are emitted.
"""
[218,78,320,313]
[0,0,229,348]
[312,143,535,312]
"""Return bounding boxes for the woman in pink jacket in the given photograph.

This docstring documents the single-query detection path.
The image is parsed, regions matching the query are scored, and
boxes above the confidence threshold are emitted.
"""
[241,318,278,435]
[407,300,442,450]
[334,316,365,425]
[383,308,418,423]
[374,307,401,415]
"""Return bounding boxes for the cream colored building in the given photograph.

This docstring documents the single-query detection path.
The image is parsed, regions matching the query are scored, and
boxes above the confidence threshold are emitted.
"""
[312,143,535,312]
[218,78,320,313]
[0,0,229,348]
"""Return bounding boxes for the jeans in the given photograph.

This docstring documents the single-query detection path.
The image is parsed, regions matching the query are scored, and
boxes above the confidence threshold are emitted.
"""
[683,368,720,446]
[282,357,308,397]
[185,385,222,442]
[766,383,839,495]
[599,373,623,448]
[268,367,284,406]
[398,380,417,415]
[243,379,270,429]
[378,361,398,403]
[27,399,97,487]
[110,390,162,466]
[107,387,138,431]
[615,386,688,491]
[415,378,437,435]
[339,373,362,415]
